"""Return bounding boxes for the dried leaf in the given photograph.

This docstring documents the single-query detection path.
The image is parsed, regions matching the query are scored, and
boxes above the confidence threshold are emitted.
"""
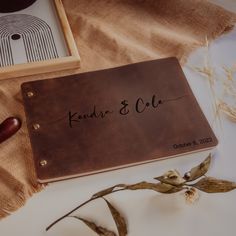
[184,154,211,182]
[104,199,127,236]
[92,184,126,198]
[193,177,236,193]
[72,216,116,236]
[125,181,184,194]
[163,185,185,194]
[154,170,186,186]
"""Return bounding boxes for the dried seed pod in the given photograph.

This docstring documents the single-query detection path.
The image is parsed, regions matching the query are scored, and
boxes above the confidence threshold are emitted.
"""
[184,188,199,204]
[0,117,22,144]
[184,154,211,182]
[154,170,186,186]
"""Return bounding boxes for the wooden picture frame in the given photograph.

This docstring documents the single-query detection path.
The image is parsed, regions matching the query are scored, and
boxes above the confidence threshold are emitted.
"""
[0,0,80,81]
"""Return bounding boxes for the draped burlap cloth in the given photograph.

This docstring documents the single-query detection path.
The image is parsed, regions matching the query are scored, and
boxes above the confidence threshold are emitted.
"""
[0,0,235,219]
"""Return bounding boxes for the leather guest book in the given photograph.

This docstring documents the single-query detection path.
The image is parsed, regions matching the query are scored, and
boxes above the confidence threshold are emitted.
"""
[21,57,218,183]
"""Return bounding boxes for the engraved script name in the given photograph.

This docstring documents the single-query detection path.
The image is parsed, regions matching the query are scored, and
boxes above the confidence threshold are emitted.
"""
[119,95,163,115]
[68,106,113,128]
[68,94,185,128]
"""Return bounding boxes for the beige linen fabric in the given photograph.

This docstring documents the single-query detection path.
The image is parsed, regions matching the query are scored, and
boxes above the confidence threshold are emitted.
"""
[0,0,235,219]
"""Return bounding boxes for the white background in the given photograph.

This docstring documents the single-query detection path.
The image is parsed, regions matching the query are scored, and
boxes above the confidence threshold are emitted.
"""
[1,0,236,235]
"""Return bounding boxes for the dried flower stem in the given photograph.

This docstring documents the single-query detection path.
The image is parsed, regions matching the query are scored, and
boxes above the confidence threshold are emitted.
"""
[46,188,125,231]
[46,154,236,235]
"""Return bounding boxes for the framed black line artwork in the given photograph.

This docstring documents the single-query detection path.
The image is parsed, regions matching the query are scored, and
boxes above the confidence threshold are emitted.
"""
[0,0,80,80]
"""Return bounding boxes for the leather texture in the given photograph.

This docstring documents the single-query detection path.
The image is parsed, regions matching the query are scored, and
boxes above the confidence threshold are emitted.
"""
[21,58,218,182]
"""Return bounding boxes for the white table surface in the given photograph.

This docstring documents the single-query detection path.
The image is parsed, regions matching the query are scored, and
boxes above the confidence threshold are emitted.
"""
[1,1,236,235]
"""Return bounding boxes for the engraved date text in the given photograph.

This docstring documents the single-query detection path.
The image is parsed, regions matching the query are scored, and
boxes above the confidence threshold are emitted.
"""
[173,137,213,149]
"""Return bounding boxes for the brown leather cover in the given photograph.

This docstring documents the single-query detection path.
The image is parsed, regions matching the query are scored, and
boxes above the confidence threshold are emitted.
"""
[21,58,218,182]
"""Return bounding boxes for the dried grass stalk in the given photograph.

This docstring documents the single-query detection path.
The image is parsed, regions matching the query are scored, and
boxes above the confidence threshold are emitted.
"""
[218,101,236,122]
